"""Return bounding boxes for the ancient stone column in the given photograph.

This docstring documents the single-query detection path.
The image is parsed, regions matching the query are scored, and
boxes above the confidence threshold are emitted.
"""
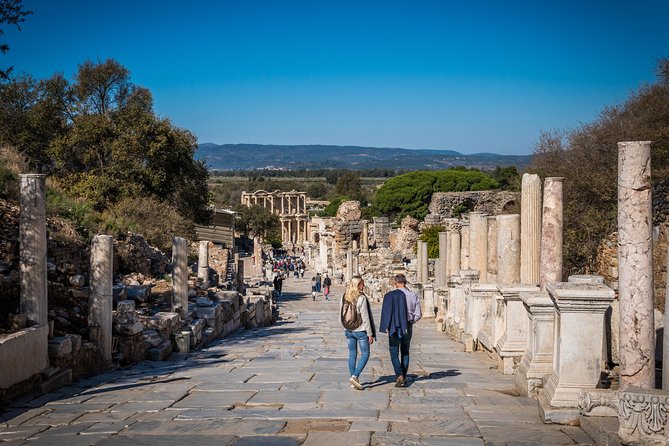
[618,141,655,390]
[89,235,113,362]
[497,214,520,284]
[468,212,488,283]
[520,173,541,285]
[460,220,470,270]
[487,216,498,283]
[437,231,448,288]
[373,217,390,248]
[665,247,669,390]
[198,241,209,287]
[419,240,429,283]
[540,177,564,290]
[172,236,189,314]
[19,174,48,326]
[346,249,354,282]
[448,224,461,276]
[361,221,369,250]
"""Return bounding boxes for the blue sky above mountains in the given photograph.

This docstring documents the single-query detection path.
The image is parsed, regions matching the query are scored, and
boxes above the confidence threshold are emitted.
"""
[6,0,668,155]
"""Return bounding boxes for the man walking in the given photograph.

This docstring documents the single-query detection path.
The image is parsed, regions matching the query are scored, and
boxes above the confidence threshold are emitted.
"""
[379,274,421,387]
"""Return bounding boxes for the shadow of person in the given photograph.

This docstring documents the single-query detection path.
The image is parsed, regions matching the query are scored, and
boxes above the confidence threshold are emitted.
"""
[364,369,461,388]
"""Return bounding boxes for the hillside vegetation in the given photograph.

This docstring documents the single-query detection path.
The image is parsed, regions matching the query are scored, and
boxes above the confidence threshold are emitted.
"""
[530,57,669,274]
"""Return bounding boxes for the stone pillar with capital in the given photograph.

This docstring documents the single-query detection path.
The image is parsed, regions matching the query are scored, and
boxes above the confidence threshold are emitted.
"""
[460,220,470,270]
[437,231,448,288]
[486,215,498,283]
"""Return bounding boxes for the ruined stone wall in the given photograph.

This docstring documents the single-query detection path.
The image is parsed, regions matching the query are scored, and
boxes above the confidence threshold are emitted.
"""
[429,190,520,218]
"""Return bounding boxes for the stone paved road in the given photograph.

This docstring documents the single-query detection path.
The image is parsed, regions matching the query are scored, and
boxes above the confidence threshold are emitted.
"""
[0,274,594,445]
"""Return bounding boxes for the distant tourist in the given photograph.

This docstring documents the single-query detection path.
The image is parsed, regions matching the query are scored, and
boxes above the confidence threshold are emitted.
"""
[323,274,332,300]
[315,272,322,293]
[273,274,283,297]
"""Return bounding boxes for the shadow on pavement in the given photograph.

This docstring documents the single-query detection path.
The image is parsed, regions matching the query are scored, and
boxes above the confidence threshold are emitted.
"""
[364,369,462,388]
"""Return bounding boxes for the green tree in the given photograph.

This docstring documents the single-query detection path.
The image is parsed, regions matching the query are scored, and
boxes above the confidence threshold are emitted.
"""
[418,224,445,258]
[335,171,364,202]
[373,168,498,221]
[46,59,211,224]
[0,73,69,170]
[237,205,280,241]
[0,0,31,80]
[490,165,521,191]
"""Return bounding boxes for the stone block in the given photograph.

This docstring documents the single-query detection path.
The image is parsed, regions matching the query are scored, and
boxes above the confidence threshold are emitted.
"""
[578,389,619,417]
[0,325,49,389]
[579,416,621,446]
[65,334,82,352]
[147,340,173,361]
[117,299,136,313]
[618,387,669,446]
[125,285,152,302]
[68,274,86,287]
[48,336,72,359]
[173,331,190,353]
[147,312,180,330]
[114,320,144,336]
[142,329,163,348]
[37,367,72,393]
[195,303,222,320]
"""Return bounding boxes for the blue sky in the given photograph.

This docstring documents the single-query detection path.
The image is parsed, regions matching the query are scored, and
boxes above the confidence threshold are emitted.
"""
[3,0,668,155]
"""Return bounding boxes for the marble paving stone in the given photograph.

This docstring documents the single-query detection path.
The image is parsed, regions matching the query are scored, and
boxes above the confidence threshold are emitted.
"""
[246,390,322,405]
[478,426,578,445]
[392,418,481,437]
[2,408,51,426]
[27,435,108,446]
[348,420,389,431]
[96,435,236,445]
[233,436,302,446]
[19,410,85,426]
[174,407,281,420]
[0,425,50,441]
[171,390,257,408]
[72,410,136,423]
[302,431,372,446]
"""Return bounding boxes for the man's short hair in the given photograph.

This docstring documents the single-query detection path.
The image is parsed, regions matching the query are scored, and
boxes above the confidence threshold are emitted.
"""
[393,274,407,285]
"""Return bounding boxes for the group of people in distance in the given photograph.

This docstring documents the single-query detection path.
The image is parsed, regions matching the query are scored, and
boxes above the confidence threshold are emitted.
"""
[340,273,421,390]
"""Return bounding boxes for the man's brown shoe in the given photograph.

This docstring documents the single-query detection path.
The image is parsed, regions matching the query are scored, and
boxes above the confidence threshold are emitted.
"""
[395,376,405,388]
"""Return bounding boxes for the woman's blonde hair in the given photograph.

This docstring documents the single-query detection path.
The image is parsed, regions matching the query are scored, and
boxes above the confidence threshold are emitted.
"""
[344,275,364,303]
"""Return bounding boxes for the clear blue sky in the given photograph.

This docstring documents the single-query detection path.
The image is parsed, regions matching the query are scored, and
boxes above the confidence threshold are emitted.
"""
[3,0,668,155]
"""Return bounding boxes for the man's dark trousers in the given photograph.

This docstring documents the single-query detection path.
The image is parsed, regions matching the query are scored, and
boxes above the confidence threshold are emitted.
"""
[388,324,413,378]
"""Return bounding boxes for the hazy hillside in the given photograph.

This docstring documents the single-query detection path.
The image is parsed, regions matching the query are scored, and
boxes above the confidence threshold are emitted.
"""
[197,143,531,171]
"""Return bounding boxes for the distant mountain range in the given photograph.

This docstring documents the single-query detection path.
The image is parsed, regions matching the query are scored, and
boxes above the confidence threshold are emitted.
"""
[196,143,532,171]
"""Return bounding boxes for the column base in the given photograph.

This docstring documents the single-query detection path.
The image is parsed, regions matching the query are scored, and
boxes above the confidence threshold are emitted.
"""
[538,390,581,425]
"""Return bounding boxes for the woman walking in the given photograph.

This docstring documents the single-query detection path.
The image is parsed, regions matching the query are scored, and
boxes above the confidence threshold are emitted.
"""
[340,276,376,390]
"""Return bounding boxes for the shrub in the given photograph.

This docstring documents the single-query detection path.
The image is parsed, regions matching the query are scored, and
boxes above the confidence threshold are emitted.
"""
[100,196,194,253]
[0,146,29,200]
[418,225,445,258]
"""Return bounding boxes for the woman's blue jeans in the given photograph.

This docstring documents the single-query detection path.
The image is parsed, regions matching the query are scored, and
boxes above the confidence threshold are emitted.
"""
[345,330,370,378]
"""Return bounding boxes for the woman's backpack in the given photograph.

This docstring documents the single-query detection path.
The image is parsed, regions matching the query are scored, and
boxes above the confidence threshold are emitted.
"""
[341,296,362,330]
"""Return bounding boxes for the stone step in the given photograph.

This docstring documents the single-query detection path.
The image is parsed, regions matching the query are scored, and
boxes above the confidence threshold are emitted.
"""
[36,368,72,393]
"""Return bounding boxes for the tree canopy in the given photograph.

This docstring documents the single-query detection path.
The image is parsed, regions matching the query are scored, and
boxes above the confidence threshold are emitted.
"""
[373,168,499,221]
[0,58,211,225]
